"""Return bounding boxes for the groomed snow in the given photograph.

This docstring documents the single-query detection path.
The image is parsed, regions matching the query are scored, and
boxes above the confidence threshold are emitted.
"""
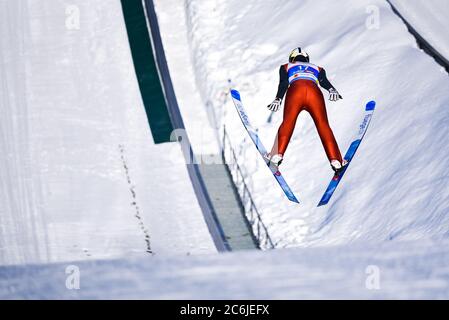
[152,0,221,157]
[389,0,449,62]
[0,0,215,266]
[1,0,449,300]
[2,238,449,299]
[184,0,449,248]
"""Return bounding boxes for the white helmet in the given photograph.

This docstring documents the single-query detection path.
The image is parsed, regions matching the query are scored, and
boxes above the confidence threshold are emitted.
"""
[289,47,310,63]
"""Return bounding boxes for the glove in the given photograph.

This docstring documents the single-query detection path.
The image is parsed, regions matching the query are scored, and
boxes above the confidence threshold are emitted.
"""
[267,98,282,112]
[329,88,342,102]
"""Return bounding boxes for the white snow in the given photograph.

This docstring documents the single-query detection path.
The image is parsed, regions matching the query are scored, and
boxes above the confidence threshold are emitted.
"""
[0,0,215,266]
[1,0,449,300]
[152,0,223,159]
[184,0,449,248]
[2,238,449,299]
[389,0,449,61]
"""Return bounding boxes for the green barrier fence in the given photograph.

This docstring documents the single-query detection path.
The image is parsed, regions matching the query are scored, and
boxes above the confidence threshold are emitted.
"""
[121,0,174,144]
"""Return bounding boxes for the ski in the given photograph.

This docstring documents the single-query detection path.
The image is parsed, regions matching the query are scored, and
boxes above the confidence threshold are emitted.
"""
[318,100,376,206]
[230,89,299,203]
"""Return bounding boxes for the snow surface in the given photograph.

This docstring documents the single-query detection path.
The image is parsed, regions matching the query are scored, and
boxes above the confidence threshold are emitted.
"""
[0,0,215,266]
[153,0,221,157]
[1,0,449,299]
[184,0,449,248]
[389,0,449,62]
[2,238,449,299]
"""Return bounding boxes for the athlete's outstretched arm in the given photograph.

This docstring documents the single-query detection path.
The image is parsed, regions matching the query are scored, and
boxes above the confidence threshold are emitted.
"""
[268,66,289,112]
[318,68,336,91]
[318,68,342,101]
[276,66,289,99]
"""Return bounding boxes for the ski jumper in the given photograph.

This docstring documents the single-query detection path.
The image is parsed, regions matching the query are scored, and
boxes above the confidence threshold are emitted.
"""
[270,62,343,163]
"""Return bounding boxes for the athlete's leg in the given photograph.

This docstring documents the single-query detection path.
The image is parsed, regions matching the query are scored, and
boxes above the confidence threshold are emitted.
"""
[270,84,304,156]
[306,87,343,162]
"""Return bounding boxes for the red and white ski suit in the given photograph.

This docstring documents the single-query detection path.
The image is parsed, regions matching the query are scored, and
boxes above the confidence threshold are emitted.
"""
[270,62,343,163]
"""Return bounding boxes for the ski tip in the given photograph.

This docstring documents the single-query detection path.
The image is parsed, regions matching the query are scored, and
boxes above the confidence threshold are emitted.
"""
[230,89,241,100]
[366,100,376,111]
[317,196,330,206]
[283,188,300,203]
[289,196,300,204]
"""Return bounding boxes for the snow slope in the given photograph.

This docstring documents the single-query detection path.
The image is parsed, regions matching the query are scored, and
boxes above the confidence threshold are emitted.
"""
[2,238,449,299]
[1,0,449,300]
[0,0,215,266]
[185,0,449,248]
[152,0,221,157]
[389,0,449,61]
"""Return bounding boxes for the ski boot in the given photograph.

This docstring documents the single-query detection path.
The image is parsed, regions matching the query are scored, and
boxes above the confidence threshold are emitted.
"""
[264,153,283,170]
[330,159,348,174]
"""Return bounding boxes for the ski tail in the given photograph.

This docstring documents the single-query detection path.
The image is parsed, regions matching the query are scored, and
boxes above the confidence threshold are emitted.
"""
[230,89,299,203]
[317,100,376,206]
